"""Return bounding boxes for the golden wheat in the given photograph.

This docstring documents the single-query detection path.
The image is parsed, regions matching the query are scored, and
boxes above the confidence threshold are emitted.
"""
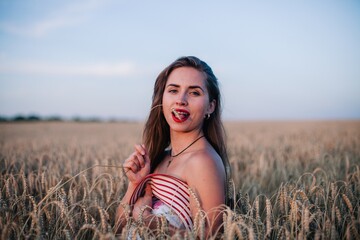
[0,121,359,239]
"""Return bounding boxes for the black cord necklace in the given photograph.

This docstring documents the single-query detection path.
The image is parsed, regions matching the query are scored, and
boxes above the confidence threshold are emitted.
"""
[167,135,204,167]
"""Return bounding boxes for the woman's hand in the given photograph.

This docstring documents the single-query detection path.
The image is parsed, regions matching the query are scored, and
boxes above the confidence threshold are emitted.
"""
[132,184,153,221]
[123,144,151,186]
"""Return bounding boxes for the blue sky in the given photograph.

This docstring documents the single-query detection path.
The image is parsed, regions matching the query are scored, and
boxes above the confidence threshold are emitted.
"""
[0,0,359,120]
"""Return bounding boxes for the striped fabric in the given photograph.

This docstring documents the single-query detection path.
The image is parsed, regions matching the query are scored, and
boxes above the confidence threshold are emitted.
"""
[129,173,193,230]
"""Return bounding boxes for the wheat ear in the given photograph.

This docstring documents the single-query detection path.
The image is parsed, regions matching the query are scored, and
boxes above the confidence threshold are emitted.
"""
[37,164,123,207]
[265,197,272,237]
[342,193,353,213]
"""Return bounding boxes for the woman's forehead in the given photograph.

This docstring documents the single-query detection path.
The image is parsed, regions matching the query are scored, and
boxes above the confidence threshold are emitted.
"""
[166,67,207,87]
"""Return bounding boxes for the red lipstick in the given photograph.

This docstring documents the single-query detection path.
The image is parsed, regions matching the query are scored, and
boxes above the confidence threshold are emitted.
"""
[171,108,190,123]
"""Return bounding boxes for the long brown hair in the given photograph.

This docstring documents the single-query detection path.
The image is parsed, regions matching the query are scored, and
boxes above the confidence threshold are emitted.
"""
[143,56,230,181]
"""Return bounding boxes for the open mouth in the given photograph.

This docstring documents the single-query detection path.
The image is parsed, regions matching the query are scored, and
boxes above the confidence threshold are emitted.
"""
[171,108,190,122]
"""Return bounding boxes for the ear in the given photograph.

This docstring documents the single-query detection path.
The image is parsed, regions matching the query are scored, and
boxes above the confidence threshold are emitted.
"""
[207,99,216,115]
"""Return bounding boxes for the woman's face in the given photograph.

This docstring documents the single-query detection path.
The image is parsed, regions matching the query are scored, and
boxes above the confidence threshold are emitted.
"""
[162,67,215,134]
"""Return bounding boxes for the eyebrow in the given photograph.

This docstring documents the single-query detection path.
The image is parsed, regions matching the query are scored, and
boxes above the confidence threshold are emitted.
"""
[166,83,205,92]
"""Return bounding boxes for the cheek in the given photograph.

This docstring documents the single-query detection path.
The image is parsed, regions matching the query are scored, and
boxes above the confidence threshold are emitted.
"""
[161,95,171,115]
[162,92,172,104]
[193,100,209,116]
[162,95,170,111]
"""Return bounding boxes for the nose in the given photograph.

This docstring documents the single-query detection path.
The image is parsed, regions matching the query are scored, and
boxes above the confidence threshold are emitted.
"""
[176,92,188,106]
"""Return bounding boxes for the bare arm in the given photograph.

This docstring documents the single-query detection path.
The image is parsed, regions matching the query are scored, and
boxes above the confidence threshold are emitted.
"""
[186,151,226,238]
[115,145,183,236]
[115,144,150,233]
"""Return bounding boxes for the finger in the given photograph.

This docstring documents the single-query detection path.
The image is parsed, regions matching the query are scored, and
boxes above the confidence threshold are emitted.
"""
[142,144,149,156]
[128,152,142,169]
[134,152,146,168]
[141,144,150,160]
[123,160,139,173]
[123,152,137,166]
[123,164,135,173]
[134,145,147,167]
[134,144,146,156]
[122,160,131,170]
[143,153,150,167]
[122,166,131,174]
[136,144,150,165]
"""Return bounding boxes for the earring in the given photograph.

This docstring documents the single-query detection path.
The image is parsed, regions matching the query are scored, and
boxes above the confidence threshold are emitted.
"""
[206,113,211,119]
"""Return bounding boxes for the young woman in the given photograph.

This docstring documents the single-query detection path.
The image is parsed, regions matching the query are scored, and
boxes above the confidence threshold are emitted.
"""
[116,56,230,237]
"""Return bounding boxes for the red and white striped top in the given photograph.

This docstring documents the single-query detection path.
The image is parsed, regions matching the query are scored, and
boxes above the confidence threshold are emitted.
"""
[129,173,193,230]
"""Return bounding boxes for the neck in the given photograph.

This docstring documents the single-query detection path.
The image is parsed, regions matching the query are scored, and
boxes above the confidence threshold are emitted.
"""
[170,130,204,154]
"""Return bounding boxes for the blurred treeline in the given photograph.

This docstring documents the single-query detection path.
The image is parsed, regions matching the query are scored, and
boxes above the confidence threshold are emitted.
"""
[0,114,130,123]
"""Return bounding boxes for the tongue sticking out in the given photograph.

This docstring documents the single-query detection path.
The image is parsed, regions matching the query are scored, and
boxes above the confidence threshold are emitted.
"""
[172,108,181,119]
[171,108,189,121]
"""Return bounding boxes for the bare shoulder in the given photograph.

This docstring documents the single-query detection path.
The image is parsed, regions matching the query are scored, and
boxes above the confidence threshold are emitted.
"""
[184,146,225,184]
[183,145,226,208]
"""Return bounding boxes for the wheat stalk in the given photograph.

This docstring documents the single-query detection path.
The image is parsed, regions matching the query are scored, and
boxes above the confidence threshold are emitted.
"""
[188,187,201,210]
[96,206,109,233]
[21,171,28,196]
[265,197,272,237]
[229,222,244,240]
[302,205,310,235]
[1,222,20,240]
[77,223,101,239]
[36,164,123,207]
[63,229,72,240]
[289,198,298,236]
[342,193,354,214]
[254,197,260,222]
[295,189,309,203]
[160,215,168,237]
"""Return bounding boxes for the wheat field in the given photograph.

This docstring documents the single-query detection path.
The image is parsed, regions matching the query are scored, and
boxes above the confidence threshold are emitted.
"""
[0,121,359,239]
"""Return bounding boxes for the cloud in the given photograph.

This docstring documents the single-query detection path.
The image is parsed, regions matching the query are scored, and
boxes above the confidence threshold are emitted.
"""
[0,17,85,37]
[0,0,111,37]
[0,61,137,77]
